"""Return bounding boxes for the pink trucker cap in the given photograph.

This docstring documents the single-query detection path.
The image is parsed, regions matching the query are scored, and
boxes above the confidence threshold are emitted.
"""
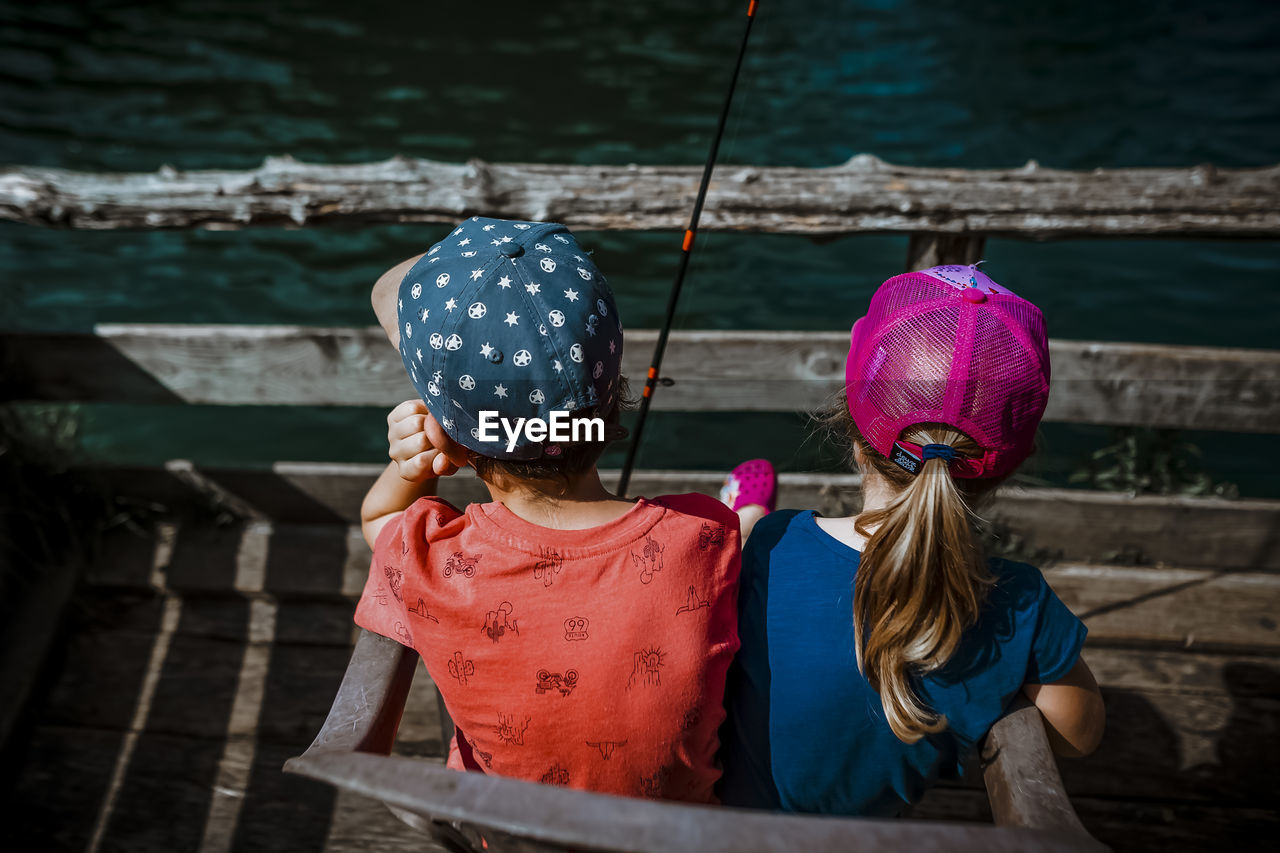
[844,264,1051,479]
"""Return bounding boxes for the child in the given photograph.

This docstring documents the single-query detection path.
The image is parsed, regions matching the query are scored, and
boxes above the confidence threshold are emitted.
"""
[717,264,1106,815]
[354,217,741,803]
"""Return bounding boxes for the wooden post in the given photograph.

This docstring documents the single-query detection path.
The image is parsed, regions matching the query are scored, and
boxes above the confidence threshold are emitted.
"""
[905,233,986,270]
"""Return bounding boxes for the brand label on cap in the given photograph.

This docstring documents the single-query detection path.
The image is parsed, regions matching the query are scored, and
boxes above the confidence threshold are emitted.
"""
[890,443,922,475]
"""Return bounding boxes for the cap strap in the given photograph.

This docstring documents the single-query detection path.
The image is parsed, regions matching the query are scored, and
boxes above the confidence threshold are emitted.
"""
[891,440,986,478]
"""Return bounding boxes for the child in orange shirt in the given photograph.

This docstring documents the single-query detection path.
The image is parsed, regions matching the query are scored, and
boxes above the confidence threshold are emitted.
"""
[355,217,740,802]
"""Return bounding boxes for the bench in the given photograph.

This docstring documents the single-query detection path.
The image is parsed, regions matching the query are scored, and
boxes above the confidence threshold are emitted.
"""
[284,629,1106,852]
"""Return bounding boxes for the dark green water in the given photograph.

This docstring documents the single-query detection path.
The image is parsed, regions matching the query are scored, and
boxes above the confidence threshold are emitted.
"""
[2,0,1278,493]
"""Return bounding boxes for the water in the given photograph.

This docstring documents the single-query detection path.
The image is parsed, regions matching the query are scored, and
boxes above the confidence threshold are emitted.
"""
[2,0,1278,494]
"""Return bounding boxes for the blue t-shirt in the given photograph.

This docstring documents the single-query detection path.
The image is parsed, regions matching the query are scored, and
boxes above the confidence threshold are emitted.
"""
[718,510,1087,816]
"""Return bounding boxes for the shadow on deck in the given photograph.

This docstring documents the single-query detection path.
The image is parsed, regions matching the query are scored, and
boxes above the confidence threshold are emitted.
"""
[3,511,1278,852]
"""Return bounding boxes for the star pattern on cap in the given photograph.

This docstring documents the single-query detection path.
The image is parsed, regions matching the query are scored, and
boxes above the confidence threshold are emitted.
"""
[397,217,625,460]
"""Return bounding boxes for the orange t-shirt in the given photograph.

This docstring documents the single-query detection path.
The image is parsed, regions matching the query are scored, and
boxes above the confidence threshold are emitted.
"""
[354,492,741,803]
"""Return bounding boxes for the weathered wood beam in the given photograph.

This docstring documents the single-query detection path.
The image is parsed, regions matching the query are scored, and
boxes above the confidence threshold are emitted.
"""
[2,154,1277,238]
[906,233,986,269]
[285,749,1104,852]
[5,326,1278,432]
[85,465,1280,574]
[981,698,1091,836]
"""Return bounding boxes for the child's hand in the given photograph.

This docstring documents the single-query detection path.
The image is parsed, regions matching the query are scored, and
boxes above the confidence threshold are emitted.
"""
[387,400,468,481]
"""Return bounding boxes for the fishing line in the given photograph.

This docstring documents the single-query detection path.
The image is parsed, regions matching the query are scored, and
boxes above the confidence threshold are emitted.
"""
[617,0,762,497]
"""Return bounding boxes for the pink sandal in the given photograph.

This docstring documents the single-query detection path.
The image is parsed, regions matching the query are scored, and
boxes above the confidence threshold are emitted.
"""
[719,458,777,513]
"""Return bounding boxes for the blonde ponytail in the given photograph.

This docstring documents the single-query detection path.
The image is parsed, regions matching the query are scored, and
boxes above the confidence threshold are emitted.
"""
[847,422,1006,743]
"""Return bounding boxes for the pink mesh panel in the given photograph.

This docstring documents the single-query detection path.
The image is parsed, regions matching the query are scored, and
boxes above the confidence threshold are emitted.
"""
[852,302,959,457]
[845,270,1050,478]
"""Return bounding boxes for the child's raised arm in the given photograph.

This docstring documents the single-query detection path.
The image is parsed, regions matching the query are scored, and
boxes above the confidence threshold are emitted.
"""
[360,399,468,548]
[1022,657,1106,758]
[372,253,425,349]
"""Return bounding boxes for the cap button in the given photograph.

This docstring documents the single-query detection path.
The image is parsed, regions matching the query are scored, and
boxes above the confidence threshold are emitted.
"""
[498,243,523,258]
[962,287,987,304]
[488,349,503,364]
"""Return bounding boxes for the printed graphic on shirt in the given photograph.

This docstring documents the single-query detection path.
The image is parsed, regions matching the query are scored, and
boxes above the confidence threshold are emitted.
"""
[448,650,476,685]
[675,585,710,615]
[465,733,493,769]
[540,764,570,786]
[533,546,564,588]
[626,646,665,689]
[586,740,627,760]
[633,536,665,584]
[383,564,404,601]
[394,621,413,645]
[495,713,531,745]
[409,597,440,623]
[535,668,579,696]
[697,523,726,551]
[443,551,479,579]
[371,585,389,606]
[681,706,701,732]
[563,615,589,641]
[640,766,671,798]
[482,601,519,642]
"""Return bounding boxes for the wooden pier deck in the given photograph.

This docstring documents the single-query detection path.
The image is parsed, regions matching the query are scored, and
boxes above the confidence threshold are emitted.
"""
[5,465,1279,852]
[4,155,1279,850]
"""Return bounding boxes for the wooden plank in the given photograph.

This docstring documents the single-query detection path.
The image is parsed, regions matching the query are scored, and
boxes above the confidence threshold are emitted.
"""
[906,233,986,269]
[86,595,182,853]
[1048,565,1280,651]
[910,788,1280,853]
[986,486,1280,572]
[2,155,1277,238]
[289,750,1105,853]
[89,466,1280,572]
[198,599,276,853]
[981,699,1091,835]
[30,579,1280,837]
[324,790,448,853]
[6,327,1279,433]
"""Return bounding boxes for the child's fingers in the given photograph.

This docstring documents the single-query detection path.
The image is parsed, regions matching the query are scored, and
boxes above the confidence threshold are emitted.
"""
[398,449,436,482]
[387,399,427,427]
[432,452,460,477]
[388,414,427,443]
[398,448,459,481]
[389,430,431,463]
[422,413,470,470]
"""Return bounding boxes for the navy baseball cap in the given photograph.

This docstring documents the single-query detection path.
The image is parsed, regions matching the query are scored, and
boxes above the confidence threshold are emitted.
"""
[396,217,624,461]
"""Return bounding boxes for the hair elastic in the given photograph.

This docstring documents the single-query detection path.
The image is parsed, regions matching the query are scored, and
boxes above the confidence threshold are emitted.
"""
[890,440,959,476]
[921,443,956,462]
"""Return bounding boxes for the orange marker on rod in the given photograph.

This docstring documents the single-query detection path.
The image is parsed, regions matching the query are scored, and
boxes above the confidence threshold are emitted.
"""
[617,1,762,497]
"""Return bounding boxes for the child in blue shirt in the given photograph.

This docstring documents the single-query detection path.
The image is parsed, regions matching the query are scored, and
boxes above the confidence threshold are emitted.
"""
[717,264,1105,815]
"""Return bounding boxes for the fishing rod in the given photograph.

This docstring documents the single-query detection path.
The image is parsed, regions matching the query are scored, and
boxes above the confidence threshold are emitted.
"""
[617,0,761,497]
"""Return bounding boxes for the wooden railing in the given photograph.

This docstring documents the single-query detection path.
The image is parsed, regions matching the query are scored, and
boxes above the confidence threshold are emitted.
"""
[5,325,1279,431]
[4,324,1279,577]
[2,156,1277,240]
